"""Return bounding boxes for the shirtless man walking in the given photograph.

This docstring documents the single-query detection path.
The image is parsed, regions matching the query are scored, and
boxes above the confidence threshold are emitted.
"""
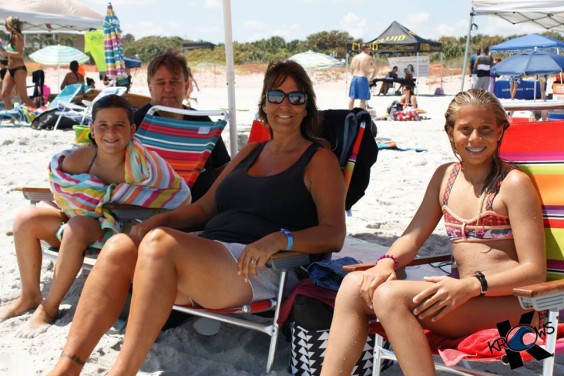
[348,44,376,110]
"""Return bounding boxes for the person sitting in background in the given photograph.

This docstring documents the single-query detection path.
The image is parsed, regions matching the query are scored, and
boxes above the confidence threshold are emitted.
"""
[84,77,96,92]
[321,89,545,376]
[378,66,398,95]
[133,49,231,201]
[399,85,417,108]
[48,59,346,376]
[60,60,85,91]
[0,95,190,336]
[401,67,414,93]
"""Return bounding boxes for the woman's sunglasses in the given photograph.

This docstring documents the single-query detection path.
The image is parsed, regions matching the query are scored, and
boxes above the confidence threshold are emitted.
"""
[267,90,307,105]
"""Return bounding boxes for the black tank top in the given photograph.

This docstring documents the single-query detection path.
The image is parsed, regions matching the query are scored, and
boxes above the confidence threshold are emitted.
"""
[200,142,320,244]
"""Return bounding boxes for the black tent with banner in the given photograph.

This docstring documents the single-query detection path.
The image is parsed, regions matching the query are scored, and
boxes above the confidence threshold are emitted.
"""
[365,21,441,53]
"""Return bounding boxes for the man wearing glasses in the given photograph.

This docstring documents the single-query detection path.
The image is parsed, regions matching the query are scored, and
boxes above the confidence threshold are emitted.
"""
[348,44,376,110]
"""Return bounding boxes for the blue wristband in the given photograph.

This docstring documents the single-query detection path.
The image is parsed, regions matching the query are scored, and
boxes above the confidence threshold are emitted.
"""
[280,228,293,251]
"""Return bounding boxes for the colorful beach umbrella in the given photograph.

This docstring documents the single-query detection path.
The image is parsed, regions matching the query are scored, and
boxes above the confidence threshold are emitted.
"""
[288,50,344,70]
[103,2,127,80]
[29,44,90,89]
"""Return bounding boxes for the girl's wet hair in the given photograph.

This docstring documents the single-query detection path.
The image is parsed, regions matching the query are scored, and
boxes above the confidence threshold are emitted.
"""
[257,59,321,142]
[444,88,511,198]
[89,95,134,144]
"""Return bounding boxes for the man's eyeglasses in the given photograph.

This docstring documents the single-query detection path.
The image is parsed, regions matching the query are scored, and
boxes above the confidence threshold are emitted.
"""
[266,90,307,105]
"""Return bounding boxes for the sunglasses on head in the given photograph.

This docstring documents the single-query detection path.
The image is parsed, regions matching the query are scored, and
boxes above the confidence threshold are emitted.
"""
[266,90,307,105]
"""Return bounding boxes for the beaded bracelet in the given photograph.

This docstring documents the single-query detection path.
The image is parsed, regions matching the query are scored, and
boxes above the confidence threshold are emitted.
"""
[377,254,399,269]
[280,228,293,251]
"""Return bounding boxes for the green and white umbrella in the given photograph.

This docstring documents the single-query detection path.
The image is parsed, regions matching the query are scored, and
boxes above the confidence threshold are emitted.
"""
[288,50,344,70]
[30,44,89,89]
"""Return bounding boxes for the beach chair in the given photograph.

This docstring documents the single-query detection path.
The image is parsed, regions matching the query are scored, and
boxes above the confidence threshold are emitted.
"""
[54,86,127,128]
[170,108,378,373]
[346,119,564,376]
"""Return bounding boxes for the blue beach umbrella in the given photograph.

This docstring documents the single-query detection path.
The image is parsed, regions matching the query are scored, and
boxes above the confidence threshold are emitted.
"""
[103,2,127,80]
[491,51,564,76]
[288,50,344,70]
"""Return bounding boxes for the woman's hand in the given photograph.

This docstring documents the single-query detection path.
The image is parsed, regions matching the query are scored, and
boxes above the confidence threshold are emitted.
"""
[412,276,476,322]
[128,215,164,241]
[359,265,397,309]
[237,232,283,281]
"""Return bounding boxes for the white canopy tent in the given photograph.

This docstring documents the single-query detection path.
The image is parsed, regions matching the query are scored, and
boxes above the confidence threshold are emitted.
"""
[0,0,103,34]
[461,0,564,91]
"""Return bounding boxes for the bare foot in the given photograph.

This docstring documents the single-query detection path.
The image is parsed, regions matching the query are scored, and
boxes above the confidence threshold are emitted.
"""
[15,304,57,338]
[0,296,41,323]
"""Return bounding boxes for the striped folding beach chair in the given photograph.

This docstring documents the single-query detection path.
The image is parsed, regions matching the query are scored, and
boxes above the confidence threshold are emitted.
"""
[134,105,228,189]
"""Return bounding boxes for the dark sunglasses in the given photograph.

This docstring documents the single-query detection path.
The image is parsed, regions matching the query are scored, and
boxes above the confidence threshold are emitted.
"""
[267,90,307,105]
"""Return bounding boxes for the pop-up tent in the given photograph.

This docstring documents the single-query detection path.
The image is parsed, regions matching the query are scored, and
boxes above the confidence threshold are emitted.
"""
[461,0,564,90]
[366,21,442,54]
[0,0,103,33]
[490,34,564,52]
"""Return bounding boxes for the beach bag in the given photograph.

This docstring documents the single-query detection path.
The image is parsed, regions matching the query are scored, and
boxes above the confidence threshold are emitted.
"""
[31,108,76,130]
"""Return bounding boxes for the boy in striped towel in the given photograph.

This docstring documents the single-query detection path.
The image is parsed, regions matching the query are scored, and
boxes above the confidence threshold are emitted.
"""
[0,95,190,336]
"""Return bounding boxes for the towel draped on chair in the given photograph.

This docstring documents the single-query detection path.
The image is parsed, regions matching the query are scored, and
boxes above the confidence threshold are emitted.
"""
[49,139,191,241]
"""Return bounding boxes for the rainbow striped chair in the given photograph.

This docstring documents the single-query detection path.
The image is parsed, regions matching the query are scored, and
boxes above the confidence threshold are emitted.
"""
[359,120,564,376]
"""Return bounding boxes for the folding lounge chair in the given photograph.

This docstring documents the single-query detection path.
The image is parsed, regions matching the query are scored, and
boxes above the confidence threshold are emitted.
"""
[170,109,377,373]
[54,86,128,128]
[347,119,564,376]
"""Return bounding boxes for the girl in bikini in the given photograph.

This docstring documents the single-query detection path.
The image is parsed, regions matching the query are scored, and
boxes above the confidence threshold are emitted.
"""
[1,16,36,110]
[0,95,190,336]
[321,89,546,376]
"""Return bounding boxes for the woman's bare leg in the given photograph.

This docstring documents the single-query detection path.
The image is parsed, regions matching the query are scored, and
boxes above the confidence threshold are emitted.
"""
[108,228,253,375]
[1,73,15,110]
[13,69,36,108]
[372,280,529,376]
[321,272,375,375]
[28,216,103,329]
[0,206,63,322]
[48,234,139,376]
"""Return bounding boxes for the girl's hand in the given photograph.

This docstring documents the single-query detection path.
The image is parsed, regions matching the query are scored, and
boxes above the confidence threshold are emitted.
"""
[237,233,283,282]
[359,265,397,309]
[412,276,476,322]
[128,216,162,240]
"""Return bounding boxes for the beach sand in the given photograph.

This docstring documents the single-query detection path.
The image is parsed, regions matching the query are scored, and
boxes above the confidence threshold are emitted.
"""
[0,67,562,375]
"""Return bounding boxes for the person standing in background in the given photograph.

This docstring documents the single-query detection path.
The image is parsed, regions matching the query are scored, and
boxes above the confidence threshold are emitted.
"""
[1,16,36,109]
[469,47,481,89]
[348,44,375,110]
[474,46,493,91]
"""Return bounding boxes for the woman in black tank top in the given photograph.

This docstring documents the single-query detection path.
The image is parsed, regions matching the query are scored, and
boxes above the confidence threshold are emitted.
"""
[48,60,347,374]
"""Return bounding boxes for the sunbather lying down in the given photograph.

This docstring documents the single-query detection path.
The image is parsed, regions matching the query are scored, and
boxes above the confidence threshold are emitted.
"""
[0,94,190,338]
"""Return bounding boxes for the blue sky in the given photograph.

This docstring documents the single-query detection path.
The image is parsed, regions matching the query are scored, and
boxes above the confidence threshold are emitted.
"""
[84,0,546,43]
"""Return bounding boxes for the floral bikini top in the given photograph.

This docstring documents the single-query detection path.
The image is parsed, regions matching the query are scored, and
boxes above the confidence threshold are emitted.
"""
[442,163,513,243]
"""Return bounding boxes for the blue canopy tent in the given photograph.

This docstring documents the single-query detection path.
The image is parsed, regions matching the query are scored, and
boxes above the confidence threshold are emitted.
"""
[491,34,564,52]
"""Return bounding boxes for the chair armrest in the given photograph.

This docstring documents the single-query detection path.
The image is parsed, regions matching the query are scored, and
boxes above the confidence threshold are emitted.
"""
[266,251,312,270]
[342,254,452,273]
[513,279,564,299]
[16,186,55,205]
[103,203,169,221]
[513,279,564,312]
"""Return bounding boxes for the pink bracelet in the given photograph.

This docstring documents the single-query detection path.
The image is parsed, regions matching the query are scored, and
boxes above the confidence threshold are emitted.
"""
[377,254,399,269]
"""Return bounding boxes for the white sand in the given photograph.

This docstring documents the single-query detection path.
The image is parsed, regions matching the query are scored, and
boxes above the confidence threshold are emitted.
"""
[0,68,562,375]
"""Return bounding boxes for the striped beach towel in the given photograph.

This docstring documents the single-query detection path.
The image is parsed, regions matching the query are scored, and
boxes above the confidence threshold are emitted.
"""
[49,139,191,240]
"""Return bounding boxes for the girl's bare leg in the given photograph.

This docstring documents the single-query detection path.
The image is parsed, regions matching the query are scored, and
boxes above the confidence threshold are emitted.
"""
[48,234,139,376]
[321,272,375,375]
[28,216,103,329]
[372,280,528,376]
[108,228,253,376]
[0,206,63,322]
